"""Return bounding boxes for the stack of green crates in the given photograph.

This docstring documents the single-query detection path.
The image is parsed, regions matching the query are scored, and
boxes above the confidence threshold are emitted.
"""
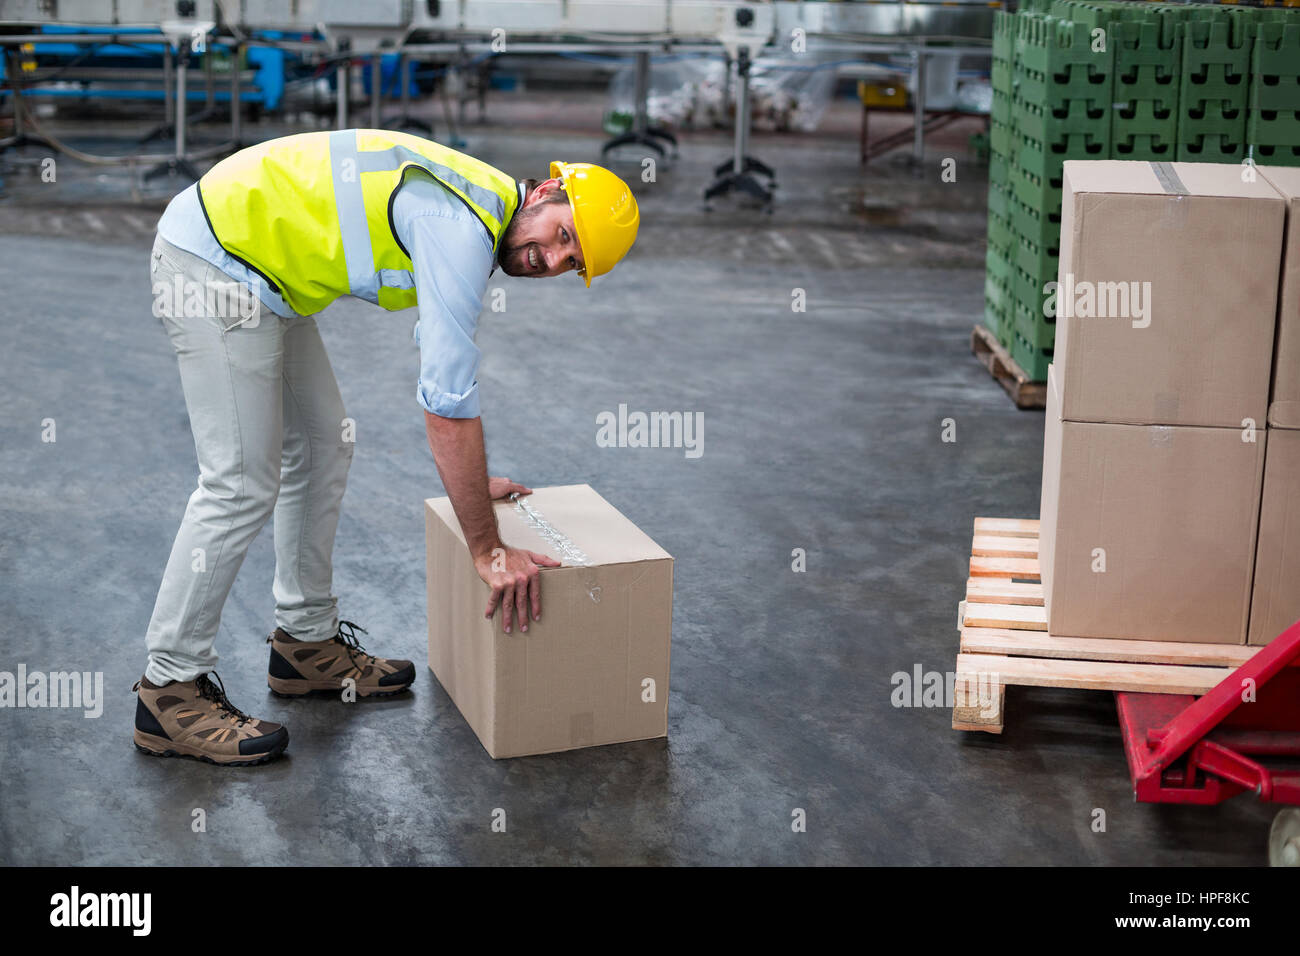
[1177,7,1252,162]
[1250,16,1300,167]
[1012,11,1111,380]
[981,1,1300,384]
[1105,2,1183,162]
[985,10,1017,350]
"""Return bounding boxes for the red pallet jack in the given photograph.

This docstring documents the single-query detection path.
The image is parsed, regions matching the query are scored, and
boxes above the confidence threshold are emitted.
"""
[1116,619,1300,865]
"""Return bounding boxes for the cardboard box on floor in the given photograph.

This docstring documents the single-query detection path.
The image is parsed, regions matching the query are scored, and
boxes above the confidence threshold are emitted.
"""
[425,484,672,758]
[1040,365,1266,644]
[1260,166,1300,429]
[1248,426,1300,646]
[1054,160,1285,428]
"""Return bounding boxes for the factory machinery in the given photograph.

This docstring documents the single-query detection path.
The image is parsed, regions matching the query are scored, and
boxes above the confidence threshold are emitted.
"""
[0,1,996,198]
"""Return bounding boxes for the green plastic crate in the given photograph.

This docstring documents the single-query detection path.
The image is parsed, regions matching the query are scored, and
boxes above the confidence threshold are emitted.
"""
[1113,131,1178,160]
[1111,16,1182,154]
[993,9,1017,66]
[1248,110,1300,148]
[1177,12,1252,163]
[990,116,1017,159]
[1013,129,1102,203]
[1250,23,1300,112]
[1009,194,1061,251]
[1014,260,1057,321]
[990,151,1010,190]
[984,274,1014,347]
[990,210,1015,252]
[1247,20,1300,167]
[1179,123,1248,163]
[1009,163,1064,228]
[992,88,1012,125]
[1014,94,1110,143]
[1014,300,1058,351]
[1010,327,1053,382]
[1251,141,1300,167]
[1016,13,1114,107]
[988,179,1012,220]
[987,242,1016,285]
[1015,126,1108,183]
[1015,232,1059,286]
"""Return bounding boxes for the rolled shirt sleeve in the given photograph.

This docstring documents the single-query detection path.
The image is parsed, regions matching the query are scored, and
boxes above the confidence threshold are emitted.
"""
[400,185,496,418]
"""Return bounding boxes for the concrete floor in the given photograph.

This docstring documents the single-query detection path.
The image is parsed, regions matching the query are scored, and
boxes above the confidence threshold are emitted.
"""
[0,93,1281,865]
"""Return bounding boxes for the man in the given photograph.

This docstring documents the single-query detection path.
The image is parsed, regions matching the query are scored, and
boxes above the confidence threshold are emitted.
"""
[134,128,640,766]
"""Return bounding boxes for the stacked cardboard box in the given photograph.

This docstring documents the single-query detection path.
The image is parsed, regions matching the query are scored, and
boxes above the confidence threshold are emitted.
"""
[1251,167,1300,646]
[1039,160,1285,644]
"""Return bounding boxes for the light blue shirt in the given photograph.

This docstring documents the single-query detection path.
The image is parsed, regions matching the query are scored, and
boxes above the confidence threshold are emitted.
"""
[156,173,518,419]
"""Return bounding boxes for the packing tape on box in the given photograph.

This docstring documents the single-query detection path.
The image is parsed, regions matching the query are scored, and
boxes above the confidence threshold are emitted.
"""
[1150,162,1189,197]
[510,492,593,568]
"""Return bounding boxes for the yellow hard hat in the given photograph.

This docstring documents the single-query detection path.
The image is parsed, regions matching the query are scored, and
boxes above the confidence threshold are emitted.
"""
[550,161,639,287]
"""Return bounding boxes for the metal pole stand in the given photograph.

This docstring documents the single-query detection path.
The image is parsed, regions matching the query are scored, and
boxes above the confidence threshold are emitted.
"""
[0,48,57,154]
[369,51,383,130]
[227,39,246,151]
[138,43,177,145]
[144,38,202,181]
[911,44,927,165]
[186,28,225,128]
[335,39,351,131]
[602,50,678,159]
[382,53,433,134]
[703,47,774,207]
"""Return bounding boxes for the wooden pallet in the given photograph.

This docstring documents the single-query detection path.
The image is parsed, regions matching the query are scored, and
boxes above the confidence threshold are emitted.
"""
[952,517,1257,733]
[969,325,1046,410]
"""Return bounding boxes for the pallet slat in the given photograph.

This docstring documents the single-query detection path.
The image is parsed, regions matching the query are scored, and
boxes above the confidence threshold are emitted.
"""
[959,627,1258,667]
[969,555,1041,579]
[965,578,1044,606]
[963,601,1048,631]
[973,517,1040,538]
[971,534,1039,559]
[955,653,1230,696]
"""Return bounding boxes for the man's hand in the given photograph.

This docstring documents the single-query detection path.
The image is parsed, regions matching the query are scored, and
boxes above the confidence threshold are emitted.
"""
[488,476,533,500]
[424,412,561,631]
[473,545,562,633]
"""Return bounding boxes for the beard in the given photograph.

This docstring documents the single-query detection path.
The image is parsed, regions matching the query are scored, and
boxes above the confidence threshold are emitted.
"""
[496,203,548,277]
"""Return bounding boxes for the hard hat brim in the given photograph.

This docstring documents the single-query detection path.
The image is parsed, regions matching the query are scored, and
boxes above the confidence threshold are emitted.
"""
[551,161,594,288]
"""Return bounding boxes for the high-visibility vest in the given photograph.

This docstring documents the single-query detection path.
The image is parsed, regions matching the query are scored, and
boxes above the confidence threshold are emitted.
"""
[197,129,520,315]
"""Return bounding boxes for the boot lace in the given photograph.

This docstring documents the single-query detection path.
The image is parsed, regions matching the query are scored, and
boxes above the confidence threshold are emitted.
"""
[196,672,250,727]
[335,620,377,666]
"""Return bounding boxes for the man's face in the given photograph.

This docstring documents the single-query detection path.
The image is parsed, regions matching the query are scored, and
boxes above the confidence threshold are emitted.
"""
[497,178,585,279]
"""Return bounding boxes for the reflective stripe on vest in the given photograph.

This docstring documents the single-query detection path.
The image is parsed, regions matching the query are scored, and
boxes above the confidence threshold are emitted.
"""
[197,129,518,315]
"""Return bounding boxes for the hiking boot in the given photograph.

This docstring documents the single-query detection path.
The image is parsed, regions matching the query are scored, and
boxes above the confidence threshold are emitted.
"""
[266,620,415,698]
[133,672,288,766]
